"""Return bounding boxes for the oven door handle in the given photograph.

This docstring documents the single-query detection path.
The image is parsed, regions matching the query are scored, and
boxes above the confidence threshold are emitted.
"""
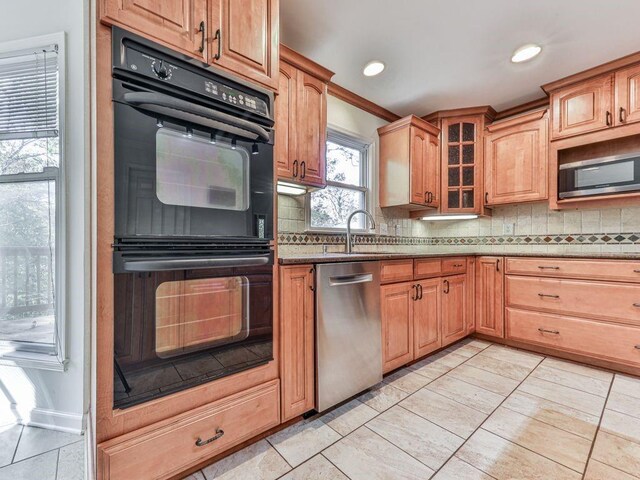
[122,91,271,142]
[121,255,271,272]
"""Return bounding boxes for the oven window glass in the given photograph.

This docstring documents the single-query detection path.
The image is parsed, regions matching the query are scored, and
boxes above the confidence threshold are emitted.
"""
[156,128,250,211]
[155,276,249,358]
[575,160,634,188]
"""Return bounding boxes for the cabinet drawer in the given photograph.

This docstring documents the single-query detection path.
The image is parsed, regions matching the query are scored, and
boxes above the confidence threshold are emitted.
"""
[99,380,280,480]
[380,260,414,284]
[506,308,640,368]
[505,257,640,283]
[414,258,442,279]
[506,276,640,326]
[441,257,467,275]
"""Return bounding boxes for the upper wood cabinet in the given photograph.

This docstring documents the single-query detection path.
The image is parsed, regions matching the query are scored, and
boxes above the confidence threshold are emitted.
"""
[378,115,441,210]
[615,63,640,126]
[208,0,279,90]
[484,110,548,205]
[549,73,614,140]
[280,265,315,421]
[475,256,504,338]
[381,281,415,373]
[275,47,334,188]
[441,274,468,346]
[100,0,208,60]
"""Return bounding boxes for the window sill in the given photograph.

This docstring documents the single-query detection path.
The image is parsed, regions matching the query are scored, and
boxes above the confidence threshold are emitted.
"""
[304,228,377,235]
[0,351,67,372]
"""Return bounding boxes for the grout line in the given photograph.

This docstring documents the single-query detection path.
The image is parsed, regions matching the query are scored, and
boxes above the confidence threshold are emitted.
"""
[450,456,500,480]
[9,425,24,465]
[320,452,355,479]
[54,448,60,480]
[528,367,610,398]
[395,404,465,440]
[581,373,616,480]
[515,378,604,417]
[362,425,437,475]
[422,382,499,415]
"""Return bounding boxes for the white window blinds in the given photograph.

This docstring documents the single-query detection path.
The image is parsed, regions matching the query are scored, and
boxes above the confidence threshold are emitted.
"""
[0,45,59,141]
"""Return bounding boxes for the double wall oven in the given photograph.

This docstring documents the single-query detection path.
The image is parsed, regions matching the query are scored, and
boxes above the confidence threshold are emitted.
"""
[110,28,275,409]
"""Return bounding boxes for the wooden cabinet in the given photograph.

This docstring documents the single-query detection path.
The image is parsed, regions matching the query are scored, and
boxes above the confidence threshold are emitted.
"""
[100,0,208,60]
[275,47,334,187]
[279,265,315,421]
[615,63,640,126]
[378,115,441,210]
[441,274,468,346]
[414,278,442,358]
[484,110,548,205]
[549,73,614,139]
[380,259,415,284]
[208,0,279,90]
[381,282,415,373]
[475,257,504,338]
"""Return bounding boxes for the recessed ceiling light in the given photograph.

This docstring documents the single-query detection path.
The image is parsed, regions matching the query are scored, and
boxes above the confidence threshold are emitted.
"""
[363,60,385,77]
[511,44,542,63]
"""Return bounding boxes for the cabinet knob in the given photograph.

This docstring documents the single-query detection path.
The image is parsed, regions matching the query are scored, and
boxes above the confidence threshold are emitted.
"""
[606,110,612,126]
[292,160,299,177]
[443,279,450,294]
[198,21,206,53]
[212,28,222,60]
[620,107,627,123]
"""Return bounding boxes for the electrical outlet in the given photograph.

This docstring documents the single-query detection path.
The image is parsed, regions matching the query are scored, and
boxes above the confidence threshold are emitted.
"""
[379,223,388,235]
[503,223,515,235]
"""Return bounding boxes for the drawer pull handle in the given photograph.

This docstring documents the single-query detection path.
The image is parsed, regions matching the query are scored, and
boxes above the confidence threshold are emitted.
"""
[634,303,640,308]
[538,328,560,335]
[538,266,560,270]
[635,345,640,350]
[195,429,225,447]
[634,270,640,273]
[538,293,560,299]
[453,264,464,268]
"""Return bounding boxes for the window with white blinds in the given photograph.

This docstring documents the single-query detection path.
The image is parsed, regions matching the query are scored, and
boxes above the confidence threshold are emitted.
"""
[0,35,65,364]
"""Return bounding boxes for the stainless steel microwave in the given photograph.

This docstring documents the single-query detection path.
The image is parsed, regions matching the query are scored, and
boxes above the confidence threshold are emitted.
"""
[558,152,640,199]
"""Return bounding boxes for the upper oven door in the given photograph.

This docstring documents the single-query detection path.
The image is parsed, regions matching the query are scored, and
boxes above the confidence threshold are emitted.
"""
[113,82,273,241]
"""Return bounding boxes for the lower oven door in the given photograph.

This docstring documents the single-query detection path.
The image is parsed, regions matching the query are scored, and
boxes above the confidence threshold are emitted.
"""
[113,252,273,409]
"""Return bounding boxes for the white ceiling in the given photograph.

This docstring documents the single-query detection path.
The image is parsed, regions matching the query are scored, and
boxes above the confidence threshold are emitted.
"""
[280,0,640,117]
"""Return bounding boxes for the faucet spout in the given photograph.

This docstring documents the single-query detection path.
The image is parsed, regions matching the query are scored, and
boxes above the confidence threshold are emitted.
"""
[346,209,376,254]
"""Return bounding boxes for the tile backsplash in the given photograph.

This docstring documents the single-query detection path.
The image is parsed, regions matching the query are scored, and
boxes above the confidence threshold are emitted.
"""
[277,195,640,256]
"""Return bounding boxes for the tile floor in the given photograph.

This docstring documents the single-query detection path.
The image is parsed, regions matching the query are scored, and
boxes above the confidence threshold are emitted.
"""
[184,338,640,480]
[0,424,84,480]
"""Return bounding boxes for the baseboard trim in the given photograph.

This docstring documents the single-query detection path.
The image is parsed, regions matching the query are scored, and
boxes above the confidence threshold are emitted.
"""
[22,407,85,434]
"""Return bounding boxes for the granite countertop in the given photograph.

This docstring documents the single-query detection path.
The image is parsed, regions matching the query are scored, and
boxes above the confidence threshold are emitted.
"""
[278,251,640,264]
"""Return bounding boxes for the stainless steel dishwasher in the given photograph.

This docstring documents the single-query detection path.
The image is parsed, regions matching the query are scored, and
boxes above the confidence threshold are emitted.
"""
[316,261,382,412]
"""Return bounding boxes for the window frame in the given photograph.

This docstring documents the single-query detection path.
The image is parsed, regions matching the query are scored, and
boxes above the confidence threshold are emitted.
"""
[305,128,373,233]
[0,32,67,371]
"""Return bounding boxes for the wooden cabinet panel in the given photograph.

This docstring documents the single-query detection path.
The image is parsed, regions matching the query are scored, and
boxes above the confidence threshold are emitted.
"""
[441,257,467,275]
[380,260,414,284]
[475,257,504,338]
[100,0,208,59]
[615,63,640,126]
[484,111,548,205]
[275,62,297,181]
[550,73,614,139]
[506,308,640,369]
[410,127,427,205]
[466,257,476,334]
[424,133,440,208]
[414,278,441,358]
[208,0,278,89]
[505,257,640,283]
[98,380,280,480]
[280,265,315,421]
[297,72,327,187]
[381,282,415,373]
[505,275,640,327]
[414,258,442,280]
[441,274,467,346]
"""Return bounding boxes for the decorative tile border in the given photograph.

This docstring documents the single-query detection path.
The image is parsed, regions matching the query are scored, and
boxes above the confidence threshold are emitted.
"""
[277,232,640,246]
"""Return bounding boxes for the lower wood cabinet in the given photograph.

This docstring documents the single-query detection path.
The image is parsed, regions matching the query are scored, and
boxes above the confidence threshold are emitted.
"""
[414,278,442,358]
[441,274,468,345]
[279,265,315,421]
[381,282,415,373]
[475,256,505,338]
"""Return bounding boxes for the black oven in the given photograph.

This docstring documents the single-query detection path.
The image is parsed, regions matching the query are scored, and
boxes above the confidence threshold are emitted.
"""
[113,243,274,409]
[112,27,274,242]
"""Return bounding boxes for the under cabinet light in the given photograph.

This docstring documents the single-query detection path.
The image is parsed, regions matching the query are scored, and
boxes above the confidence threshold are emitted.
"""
[277,181,307,196]
[421,214,479,221]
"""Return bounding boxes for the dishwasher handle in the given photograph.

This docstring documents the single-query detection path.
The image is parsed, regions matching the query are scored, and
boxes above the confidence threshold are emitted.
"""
[329,273,374,287]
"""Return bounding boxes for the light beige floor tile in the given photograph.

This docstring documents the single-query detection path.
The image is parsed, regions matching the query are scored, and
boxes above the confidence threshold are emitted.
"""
[584,460,638,480]
[592,431,640,477]
[366,406,464,471]
[530,364,610,397]
[446,364,519,396]
[612,374,640,400]
[457,429,581,480]
[267,419,341,467]
[57,440,85,480]
[478,345,543,370]
[443,343,483,358]
[13,426,82,462]
[541,357,613,383]
[432,456,495,480]
[280,455,348,480]
[0,449,58,480]
[464,353,531,381]
[461,338,492,350]
[600,409,640,444]
[383,368,434,393]
[202,440,291,480]
[482,407,592,472]
[358,383,409,413]
[400,388,487,439]
[501,391,599,440]
[606,390,640,420]
[426,375,505,414]
[518,376,606,416]
[409,359,452,380]
[429,351,469,369]
[320,400,378,436]
[323,426,434,480]
[182,472,206,480]
[0,424,22,468]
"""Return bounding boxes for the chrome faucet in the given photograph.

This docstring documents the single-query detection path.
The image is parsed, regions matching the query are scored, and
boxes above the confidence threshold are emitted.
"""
[346,209,376,254]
